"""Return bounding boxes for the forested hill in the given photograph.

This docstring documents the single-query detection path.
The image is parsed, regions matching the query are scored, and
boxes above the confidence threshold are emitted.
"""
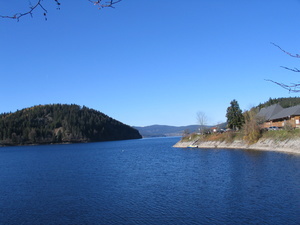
[258,97,300,109]
[0,104,142,146]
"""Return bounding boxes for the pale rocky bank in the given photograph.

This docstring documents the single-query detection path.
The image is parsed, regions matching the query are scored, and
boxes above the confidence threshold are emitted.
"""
[173,138,300,155]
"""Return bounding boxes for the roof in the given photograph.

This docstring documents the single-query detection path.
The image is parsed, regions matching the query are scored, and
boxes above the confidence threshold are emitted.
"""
[257,104,283,120]
[270,105,300,120]
[258,104,300,121]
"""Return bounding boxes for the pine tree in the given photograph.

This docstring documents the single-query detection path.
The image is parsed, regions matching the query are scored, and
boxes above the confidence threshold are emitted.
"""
[226,100,245,131]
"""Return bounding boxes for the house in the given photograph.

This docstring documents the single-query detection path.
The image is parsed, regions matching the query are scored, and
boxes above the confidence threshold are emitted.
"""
[211,127,218,133]
[257,104,300,129]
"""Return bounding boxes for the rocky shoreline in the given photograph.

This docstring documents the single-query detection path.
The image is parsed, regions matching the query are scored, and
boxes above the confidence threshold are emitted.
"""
[173,138,300,155]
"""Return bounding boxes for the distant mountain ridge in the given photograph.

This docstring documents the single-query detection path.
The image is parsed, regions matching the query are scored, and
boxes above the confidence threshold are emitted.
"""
[134,125,200,137]
[134,123,228,138]
[0,104,142,146]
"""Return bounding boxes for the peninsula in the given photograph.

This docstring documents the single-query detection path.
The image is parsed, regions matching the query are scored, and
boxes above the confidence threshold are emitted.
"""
[173,136,300,155]
[174,97,300,155]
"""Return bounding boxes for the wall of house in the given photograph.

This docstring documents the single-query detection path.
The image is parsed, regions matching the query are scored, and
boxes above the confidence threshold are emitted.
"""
[292,116,300,128]
[262,115,300,129]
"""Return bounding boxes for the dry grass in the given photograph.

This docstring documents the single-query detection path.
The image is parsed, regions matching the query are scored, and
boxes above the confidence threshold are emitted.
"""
[181,133,199,142]
[205,132,243,143]
[262,129,300,141]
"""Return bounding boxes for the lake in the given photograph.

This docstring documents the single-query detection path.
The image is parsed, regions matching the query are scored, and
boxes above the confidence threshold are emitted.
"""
[0,137,299,225]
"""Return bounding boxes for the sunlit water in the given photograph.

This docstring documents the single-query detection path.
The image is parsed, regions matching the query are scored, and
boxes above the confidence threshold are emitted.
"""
[0,137,299,224]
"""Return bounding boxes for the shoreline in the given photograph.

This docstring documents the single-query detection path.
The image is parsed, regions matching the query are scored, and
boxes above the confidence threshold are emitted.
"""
[173,138,300,155]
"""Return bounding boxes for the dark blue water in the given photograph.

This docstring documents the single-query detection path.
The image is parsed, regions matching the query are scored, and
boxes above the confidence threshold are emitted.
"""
[0,137,299,225]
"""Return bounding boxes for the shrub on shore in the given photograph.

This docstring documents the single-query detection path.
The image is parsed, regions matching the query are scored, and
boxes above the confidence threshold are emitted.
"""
[242,108,263,144]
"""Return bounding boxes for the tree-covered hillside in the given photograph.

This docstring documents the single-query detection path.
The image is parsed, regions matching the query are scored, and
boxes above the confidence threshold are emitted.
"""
[0,104,141,146]
[257,97,300,109]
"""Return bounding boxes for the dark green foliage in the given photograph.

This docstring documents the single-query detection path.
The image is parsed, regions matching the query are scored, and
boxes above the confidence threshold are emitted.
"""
[258,97,300,109]
[226,99,245,131]
[0,104,141,146]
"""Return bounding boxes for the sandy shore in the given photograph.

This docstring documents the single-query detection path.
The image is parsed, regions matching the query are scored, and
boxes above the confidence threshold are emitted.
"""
[173,138,300,155]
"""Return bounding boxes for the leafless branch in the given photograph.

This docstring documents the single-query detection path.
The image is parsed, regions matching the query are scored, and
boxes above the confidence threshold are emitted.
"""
[280,66,300,73]
[0,0,49,21]
[271,42,300,58]
[267,43,300,92]
[0,0,121,21]
[266,79,300,93]
[88,0,123,9]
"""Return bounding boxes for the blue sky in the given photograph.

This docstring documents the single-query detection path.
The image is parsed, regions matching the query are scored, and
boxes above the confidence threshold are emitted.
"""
[1,0,300,126]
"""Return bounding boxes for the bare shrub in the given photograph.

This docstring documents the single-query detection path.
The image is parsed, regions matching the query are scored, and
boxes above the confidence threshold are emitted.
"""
[243,108,262,144]
[283,121,294,131]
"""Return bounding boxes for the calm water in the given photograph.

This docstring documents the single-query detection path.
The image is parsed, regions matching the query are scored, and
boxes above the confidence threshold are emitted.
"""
[0,137,299,225]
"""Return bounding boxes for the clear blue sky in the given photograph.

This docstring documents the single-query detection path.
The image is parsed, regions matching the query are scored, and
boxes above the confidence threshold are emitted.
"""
[1,0,300,126]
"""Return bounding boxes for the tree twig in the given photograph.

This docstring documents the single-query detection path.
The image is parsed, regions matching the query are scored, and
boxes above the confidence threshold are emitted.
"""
[88,0,123,9]
[280,66,300,73]
[0,0,48,21]
[268,43,300,92]
[265,79,300,93]
[0,0,121,21]
[271,42,300,58]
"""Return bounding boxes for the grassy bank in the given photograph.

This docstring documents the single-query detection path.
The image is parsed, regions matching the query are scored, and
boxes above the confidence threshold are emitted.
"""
[181,129,300,144]
[262,129,300,141]
[181,132,243,144]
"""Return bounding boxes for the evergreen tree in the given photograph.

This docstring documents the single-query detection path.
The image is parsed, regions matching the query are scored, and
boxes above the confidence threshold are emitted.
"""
[226,100,245,131]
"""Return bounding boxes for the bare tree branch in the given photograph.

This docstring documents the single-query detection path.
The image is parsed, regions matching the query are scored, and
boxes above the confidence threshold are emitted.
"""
[267,43,300,93]
[196,111,208,134]
[0,0,49,21]
[88,0,123,9]
[280,66,300,73]
[266,79,300,93]
[0,0,122,21]
[271,42,300,58]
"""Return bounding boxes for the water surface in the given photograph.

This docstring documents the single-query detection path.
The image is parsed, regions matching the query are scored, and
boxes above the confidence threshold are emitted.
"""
[0,137,299,224]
